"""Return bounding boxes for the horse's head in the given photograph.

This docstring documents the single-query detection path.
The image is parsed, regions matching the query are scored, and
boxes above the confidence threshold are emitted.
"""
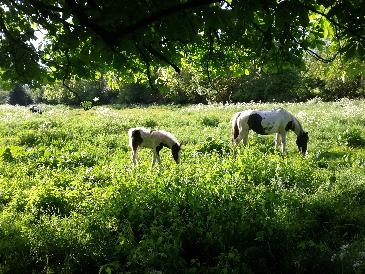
[296,131,309,155]
[172,143,182,164]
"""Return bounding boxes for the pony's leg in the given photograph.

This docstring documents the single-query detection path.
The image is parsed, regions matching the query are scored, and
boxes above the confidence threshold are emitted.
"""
[234,129,249,146]
[232,128,242,145]
[131,149,138,165]
[280,132,287,154]
[241,130,249,145]
[275,133,282,150]
[152,149,161,166]
[152,151,157,166]
[156,151,161,164]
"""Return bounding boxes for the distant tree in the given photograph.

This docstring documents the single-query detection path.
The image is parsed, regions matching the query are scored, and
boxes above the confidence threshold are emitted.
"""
[8,84,33,105]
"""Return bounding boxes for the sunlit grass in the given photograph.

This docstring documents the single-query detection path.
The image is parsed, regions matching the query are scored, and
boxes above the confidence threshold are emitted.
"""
[1,99,365,272]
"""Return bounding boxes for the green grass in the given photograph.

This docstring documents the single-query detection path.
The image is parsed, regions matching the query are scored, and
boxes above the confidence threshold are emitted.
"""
[1,99,365,273]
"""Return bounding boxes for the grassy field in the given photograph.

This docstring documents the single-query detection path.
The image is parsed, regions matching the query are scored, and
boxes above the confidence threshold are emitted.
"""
[1,99,365,273]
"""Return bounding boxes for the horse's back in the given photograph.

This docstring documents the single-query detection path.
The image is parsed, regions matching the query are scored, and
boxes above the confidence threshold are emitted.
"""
[128,127,178,149]
[257,108,291,119]
[151,130,180,147]
[236,108,293,134]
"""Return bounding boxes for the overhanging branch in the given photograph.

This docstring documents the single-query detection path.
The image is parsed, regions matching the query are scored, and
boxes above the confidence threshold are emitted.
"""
[144,45,181,73]
[290,33,338,63]
[116,0,222,39]
[64,0,117,49]
[136,44,158,92]
[63,0,222,49]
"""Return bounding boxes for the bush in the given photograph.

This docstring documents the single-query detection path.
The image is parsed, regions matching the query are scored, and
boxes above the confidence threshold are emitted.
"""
[80,101,93,111]
[156,66,210,104]
[323,76,365,100]
[7,84,33,106]
[338,129,365,148]
[231,71,303,102]
[33,79,117,105]
[201,116,220,127]
[197,136,231,155]
[116,83,160,104]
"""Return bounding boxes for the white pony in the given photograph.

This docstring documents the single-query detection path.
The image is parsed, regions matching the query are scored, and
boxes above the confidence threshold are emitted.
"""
[231,108,309,155]
[128,127,182,165]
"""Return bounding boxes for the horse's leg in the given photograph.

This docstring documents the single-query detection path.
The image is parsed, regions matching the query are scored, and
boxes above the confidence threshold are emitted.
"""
[233,126,243,145]
[234,129,249,146]
[132,148,138,165]
[275,133,282,150]
[156,149,161,164]
[152,149,158,166]
[280,132,287,154]
[152,147,162,166]
[232,134,239,146]
[241,130,249,145]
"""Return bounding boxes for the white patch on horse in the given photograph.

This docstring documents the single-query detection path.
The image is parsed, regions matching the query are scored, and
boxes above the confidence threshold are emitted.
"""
[29,105,43,114]
[128,127,181,166]
[231,108,309,155]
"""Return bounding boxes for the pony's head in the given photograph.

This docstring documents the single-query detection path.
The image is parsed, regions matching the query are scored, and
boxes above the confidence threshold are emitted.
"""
[296,131,309,155]
[172,143,182,164]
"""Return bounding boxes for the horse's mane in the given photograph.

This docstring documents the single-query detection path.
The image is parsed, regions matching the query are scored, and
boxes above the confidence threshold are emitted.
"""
[291,115,304,135]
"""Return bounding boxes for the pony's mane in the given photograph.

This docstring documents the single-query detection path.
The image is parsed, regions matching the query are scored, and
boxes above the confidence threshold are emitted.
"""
[276,109,304,135]
[291,116,304,135]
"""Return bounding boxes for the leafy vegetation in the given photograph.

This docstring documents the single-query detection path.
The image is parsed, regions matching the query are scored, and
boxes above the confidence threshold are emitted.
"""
[1,64,363,106]
[1,1,364,88]
[0,2,363,272]
[1,100,365,273]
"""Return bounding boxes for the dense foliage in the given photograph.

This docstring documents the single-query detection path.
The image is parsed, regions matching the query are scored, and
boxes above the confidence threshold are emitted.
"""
[1,100,365,272]
[0,0,364,88]
[2,65,361,106]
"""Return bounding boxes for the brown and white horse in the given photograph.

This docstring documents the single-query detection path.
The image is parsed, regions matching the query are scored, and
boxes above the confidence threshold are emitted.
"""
[231,108,309,155]
[128,127,182,165]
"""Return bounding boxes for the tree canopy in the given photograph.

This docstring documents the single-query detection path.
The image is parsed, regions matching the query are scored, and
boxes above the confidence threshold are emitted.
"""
[0,0,364,87]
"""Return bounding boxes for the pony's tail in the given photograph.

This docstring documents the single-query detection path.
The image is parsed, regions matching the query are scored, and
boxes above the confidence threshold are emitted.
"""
[231,112,241,143]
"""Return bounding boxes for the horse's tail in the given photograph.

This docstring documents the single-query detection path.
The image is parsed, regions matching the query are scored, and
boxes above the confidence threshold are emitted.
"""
[231,112,241,143]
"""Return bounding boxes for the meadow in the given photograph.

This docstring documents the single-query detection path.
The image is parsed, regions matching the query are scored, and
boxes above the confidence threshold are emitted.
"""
[1,99,365,273]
